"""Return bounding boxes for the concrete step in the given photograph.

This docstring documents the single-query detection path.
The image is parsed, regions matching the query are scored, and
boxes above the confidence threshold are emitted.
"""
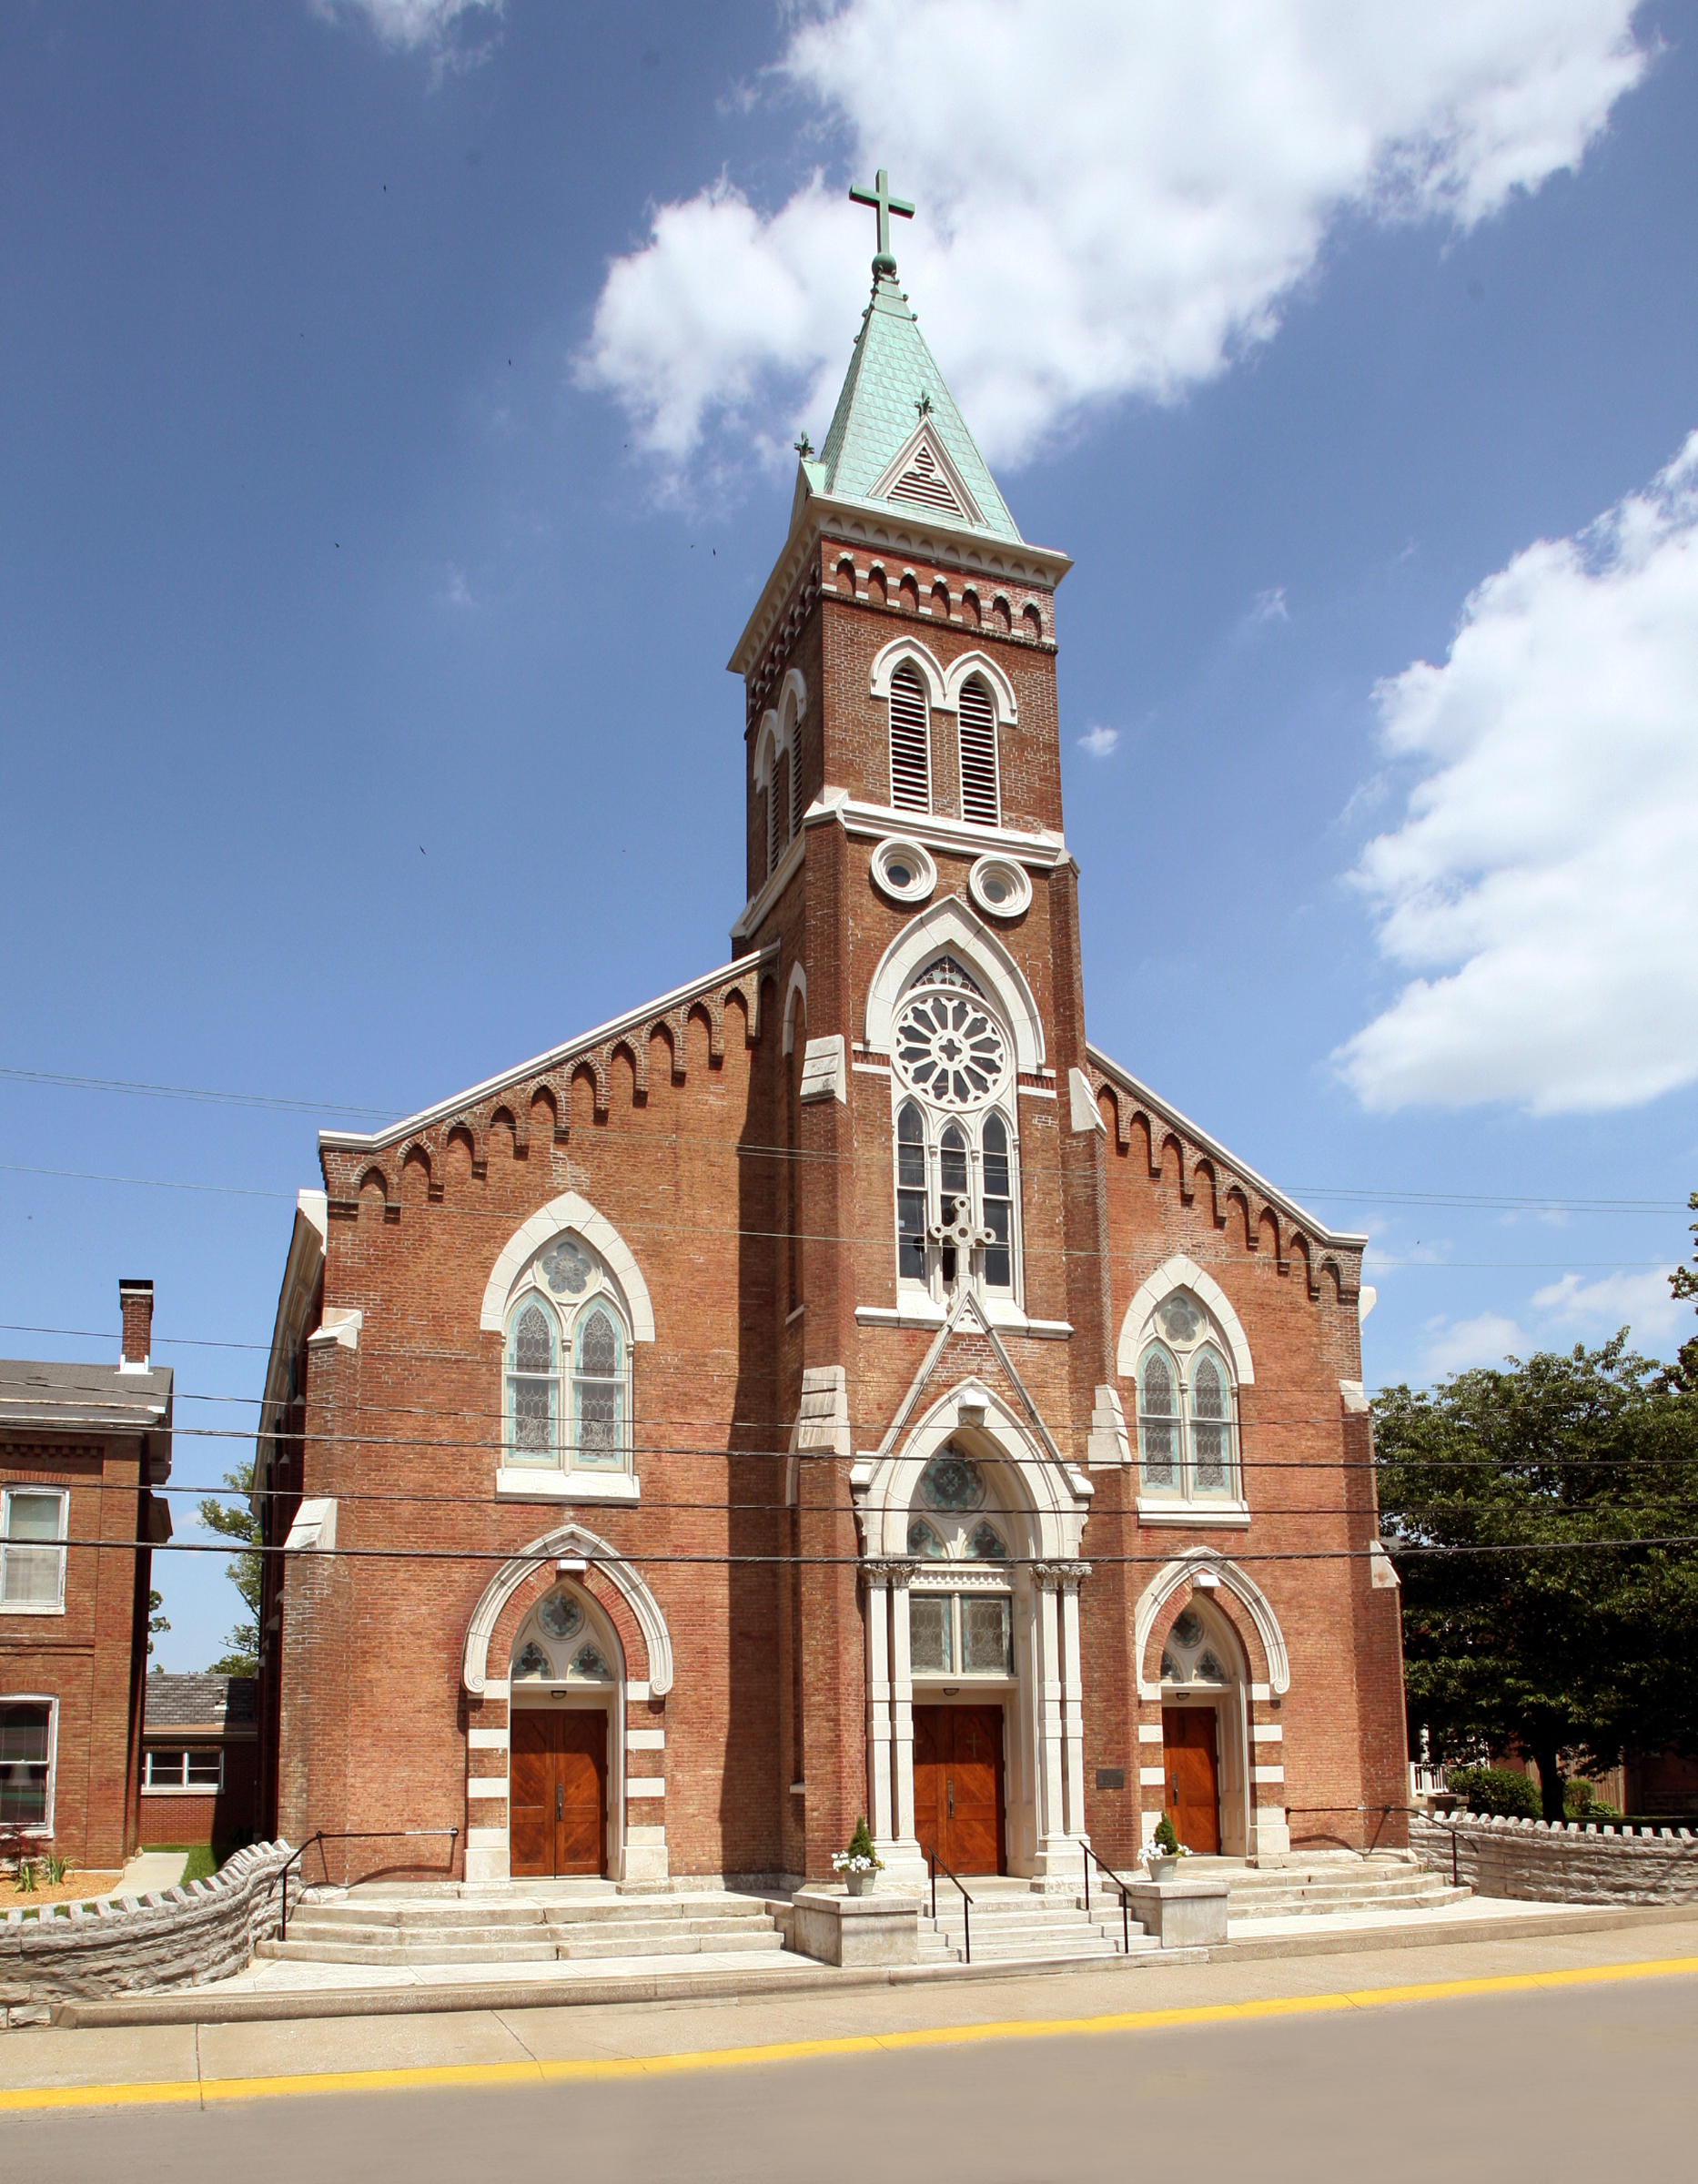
[554,1930,784,1962]
[310,1898,555,1929]
[548,1916,778,1948]
[544,1896,768,1926]
[256,1939,561,1966]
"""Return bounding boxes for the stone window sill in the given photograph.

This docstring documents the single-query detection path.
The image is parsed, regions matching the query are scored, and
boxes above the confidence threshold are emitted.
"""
[494,1469,641,1503]
[1135,1499,1251,1528]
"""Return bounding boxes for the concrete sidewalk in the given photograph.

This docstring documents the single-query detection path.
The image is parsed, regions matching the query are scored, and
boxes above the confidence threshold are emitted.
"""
[3,1915,1696,2104]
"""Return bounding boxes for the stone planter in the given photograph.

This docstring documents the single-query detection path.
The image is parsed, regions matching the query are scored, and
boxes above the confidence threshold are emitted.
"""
[791,1886,919,1967]
[845,1868,873,1896]
[1126,1876,1231,1948]
[1147,1854,1182,1883]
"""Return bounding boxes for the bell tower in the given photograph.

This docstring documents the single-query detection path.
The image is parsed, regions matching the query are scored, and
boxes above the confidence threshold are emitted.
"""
[728,177,1113,1884]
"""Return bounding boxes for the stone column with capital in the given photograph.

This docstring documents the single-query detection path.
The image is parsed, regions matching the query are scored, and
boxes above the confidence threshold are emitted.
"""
[1028,1560,1091,1886]
[866,1558,925,1883]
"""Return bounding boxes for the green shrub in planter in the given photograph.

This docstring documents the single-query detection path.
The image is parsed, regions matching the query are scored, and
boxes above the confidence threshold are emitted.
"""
[1152,1812,1180,1855]
[1445,1764,1541,1819]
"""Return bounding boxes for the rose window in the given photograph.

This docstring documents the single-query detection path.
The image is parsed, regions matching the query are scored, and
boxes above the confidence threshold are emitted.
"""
[893,989,1009,1109]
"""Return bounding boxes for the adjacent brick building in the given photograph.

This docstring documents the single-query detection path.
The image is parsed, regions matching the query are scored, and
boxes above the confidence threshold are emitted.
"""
[139,1673,258,1850]
[1,1282,172,1871]
[256,220,1408,1891]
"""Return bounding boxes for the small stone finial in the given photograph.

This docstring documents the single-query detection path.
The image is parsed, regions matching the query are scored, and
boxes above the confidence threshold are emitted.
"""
[849,167,915,276]
[793,431,813,460]
[915,389,933,420]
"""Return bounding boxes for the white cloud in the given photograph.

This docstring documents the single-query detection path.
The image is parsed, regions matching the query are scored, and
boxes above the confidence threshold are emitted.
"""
[579,1,1646,470]
[1337,433,1698,1114]
[1248,587,1290,627]
[1531,1266,1682,1340]
[1422,1311,1526,1377]
[313,0,500,56]
[1078,725,1120,759]
[442,565,475,609]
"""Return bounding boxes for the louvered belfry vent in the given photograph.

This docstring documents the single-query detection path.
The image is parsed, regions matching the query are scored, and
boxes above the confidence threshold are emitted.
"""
[888,440,964,517]
[957,676,1000,825]
[889,662,932,813]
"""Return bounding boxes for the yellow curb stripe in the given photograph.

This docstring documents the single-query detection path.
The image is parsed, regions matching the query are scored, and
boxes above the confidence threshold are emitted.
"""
[6,1953,1697,2114]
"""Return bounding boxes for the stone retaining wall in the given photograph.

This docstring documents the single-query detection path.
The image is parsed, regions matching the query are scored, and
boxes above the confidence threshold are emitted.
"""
[0,1839,293,2027]
[1411,1812,1698,1906]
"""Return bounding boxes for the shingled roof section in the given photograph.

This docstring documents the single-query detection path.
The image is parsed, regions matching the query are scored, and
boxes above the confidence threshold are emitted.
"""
[143,1673,257,1732]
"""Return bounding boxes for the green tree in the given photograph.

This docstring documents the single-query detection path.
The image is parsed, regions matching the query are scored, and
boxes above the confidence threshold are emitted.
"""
[1672,1190,1698,1388]
[1375,1336,1698,1821]
[198,1461,261,1677]
[147,1586,170,1658]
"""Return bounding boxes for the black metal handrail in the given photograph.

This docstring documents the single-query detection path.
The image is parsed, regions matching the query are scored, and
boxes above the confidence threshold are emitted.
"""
[1083,1842,1133,1956]
[927,1849,974,1965]
[1282,1804,1411,1858]
[269,1828,460,1942]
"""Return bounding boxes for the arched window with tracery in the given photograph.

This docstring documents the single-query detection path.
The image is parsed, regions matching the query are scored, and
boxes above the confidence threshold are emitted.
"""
[887,957,1020,1305]
[573,1306,624,1468]
[501,1239,634,1479]
[957,675,999,825]
[1135,1289,1242,1504]
[888,661,931,813]
[507,1300,557,1463]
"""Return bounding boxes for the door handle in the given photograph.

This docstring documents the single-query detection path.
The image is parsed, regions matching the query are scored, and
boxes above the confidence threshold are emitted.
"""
[946,1778,955,1819]
[1169,1775,1178,1805]
[556,1784,563,1820]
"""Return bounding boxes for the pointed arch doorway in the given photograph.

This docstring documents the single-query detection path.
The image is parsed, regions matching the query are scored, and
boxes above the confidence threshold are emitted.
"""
[506,1581,621,1881]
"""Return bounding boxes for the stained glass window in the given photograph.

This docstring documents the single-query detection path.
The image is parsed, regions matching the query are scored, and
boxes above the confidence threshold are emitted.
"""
[961,1595,1011,1673]
[1191,1350,1230,1491]
[508,1301,557,1464]
[513,1641,551,1680]
[540,1237,594,1295]
[907,1519,945,1559]
[571,1644,611,1680]
[896,1101,926,1281]
[909,1594,952,1673]
[1157,1291,1203,1343]
[539,1592,583,1641]
[1170,1608,1204,1650]
[1195,1650,1228,1684]
[1140,1350,1177,1488]
[965,1521,1007,1561]
[573,1307,624,1468]
[894,991,1008,1109]
[1160,1649,1181,1683]
[921,1448,985,1512]
[981,1113,1012,1289]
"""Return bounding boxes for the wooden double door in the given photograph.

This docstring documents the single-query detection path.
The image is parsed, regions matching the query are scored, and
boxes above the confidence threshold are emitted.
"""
[1161,1704,1221,1855]
[914,1704,1006,1875]
[510,1708,608,1878]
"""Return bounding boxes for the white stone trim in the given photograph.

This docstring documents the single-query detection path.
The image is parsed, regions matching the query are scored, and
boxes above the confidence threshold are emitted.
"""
[494,1469,642,1503]
[753,707,783,790]
[284,1498,337,1553]
[1069,1067,1105,1136]
[1133,1548,1290,1702]
[1087,1384,1131,1469]
[625,1825,666,1847]
[628,1679,651,1703]
[479,1191,655,1341]
[466,1826,508,1850]
[941,649,1017,724]
[468,1727,508,1751]
[868,633,947,708]
[1135,1499,1251,1529]
[864,896,1046,1073]
[1116,1254,1255,1386]
[1251,1723,1283,1742]
[461,1520,674,1697]
[626,1776,665,1797]
[1139,1766,1167,1788]
[466,1777,509,1801]
[307,1307,362,1353]
[1137,1723,1164,1744]
[799,1033,846,1105]
[1339,1379,1370,1414]
[782,962,808,1056]
[1252,1764,1286,1784]
[626,1728,665,1751]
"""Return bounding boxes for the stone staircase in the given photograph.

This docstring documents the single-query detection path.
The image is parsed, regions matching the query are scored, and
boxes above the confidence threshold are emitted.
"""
[256,1886,785,1968]
[1219,1853,1471,1920]
[918,1877,1153,1966]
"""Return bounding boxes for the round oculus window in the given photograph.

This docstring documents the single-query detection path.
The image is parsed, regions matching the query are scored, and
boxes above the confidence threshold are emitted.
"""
[1157,1292,1204,1344]
[968,854,1031,919]
[872,837,935,905]
[893,987,1010,1109]
[538,1592,583,1642]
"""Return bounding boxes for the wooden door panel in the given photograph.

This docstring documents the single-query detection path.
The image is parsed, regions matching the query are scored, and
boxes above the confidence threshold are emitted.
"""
[508,1714,554,1879]
[948,1706,1003,1875]
[1161,1705,1220,1855]
[556,1713,606,1876]
[913,1705,945,1863]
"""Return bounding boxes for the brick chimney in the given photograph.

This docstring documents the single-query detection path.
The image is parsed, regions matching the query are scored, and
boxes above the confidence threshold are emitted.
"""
[119,1279,154,1370]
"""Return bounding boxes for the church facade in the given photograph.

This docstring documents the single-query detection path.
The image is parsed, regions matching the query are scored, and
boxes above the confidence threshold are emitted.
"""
[253,205,1408,1892]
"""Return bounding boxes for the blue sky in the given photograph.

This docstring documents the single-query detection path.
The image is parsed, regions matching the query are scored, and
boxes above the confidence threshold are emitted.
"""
[3,1,1693,1672]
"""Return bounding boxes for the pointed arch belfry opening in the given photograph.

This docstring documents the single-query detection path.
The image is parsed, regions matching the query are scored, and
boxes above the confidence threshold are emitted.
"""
[855,1373,1092,1887]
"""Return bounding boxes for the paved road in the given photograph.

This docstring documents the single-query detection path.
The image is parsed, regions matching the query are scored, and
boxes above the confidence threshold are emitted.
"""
[5,1935,1696,2183]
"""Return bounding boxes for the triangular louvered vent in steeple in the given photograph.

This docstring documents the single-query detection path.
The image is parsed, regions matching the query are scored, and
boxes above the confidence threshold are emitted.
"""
[889,440,965,517]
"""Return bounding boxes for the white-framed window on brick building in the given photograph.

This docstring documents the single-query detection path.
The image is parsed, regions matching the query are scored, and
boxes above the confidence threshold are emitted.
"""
[0,1697,56,1830]
[0,1486,67,1613]
[1136,1289,1243,1508]
[503,1238,633,1478]
[144,1747,225,1791]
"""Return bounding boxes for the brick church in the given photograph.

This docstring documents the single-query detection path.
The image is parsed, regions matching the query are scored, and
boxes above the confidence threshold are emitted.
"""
[253,180,1409,1893]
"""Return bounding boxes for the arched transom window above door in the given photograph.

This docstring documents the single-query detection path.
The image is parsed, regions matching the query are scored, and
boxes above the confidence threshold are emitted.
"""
[905,1446,1015,1678]
[501,1233,637,1498]
[1159,1600,1237,1690]
[510,1583,621,1686]
[1133,1284,1246,1517]
[891,957,1021,1307]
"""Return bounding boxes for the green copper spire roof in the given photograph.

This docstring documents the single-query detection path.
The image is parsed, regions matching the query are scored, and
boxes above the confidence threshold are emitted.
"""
[807,184,1023,547]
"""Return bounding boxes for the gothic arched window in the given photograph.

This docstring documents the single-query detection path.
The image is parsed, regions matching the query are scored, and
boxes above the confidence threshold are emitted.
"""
[573,1306,624,1468]
[888,661,931,813]
[1136,1297,1242,1504]
[982,1113,1013,1291]
[957,675,999,825]
[507,1299,558,1464]
[1138,1348,1178,1489]
[896,1101,927,1281]
[1190,1346,1233,1491]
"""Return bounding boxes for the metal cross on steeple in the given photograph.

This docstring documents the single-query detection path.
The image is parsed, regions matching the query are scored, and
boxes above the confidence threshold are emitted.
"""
[849,168,915,276]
